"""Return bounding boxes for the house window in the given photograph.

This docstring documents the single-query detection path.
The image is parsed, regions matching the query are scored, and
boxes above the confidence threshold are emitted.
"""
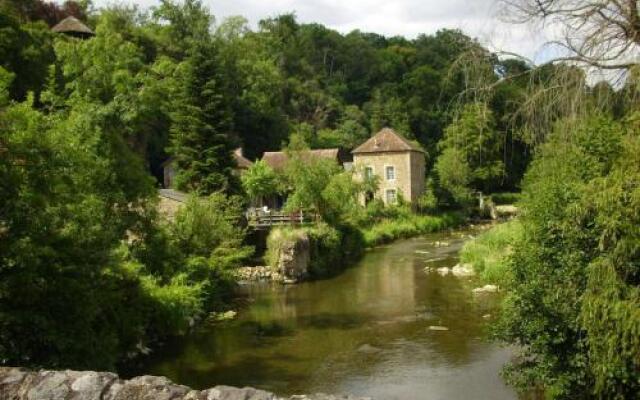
[386,189,397,204]
[365,166,374,179]
[385,165,395,181]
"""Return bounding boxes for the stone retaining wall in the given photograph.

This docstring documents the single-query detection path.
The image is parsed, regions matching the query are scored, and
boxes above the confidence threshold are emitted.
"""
[0,368,370,400]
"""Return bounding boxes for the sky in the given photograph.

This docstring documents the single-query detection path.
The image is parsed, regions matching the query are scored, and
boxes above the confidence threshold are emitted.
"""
[92,0,557,64]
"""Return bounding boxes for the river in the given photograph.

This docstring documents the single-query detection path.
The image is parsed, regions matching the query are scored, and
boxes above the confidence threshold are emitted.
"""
[128,227,518,400]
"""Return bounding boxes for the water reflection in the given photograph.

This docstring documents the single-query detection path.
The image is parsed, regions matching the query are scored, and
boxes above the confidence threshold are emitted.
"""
[127,229,517,399]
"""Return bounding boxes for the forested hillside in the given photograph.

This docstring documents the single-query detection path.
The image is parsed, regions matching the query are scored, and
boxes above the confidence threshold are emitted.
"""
[2,0,538,195]
[4,0,633,197]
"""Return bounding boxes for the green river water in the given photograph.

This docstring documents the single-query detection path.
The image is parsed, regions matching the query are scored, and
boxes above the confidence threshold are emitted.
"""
[129,228,518,399]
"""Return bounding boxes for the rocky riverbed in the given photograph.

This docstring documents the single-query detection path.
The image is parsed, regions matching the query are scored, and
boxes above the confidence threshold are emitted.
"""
[0,367,369,400]
[236,265,283,282]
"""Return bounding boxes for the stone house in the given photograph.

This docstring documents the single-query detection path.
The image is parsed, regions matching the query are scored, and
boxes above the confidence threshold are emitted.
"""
[352,128,426,206]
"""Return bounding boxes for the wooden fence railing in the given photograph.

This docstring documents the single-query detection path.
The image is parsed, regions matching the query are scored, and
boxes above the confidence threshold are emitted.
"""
[246,210,317,228]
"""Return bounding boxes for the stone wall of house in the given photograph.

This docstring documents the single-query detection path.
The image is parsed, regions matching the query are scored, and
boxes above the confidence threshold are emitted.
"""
[408,151,426,204]
[158,195,185,221]
[0,367,370,400]
[353,151,425,205]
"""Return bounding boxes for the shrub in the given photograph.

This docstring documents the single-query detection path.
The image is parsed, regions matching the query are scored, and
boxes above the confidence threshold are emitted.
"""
[417,182,439,212]
[304,223,342,277]
[434,147,475,208]
[490,192,521,205]
[241,160,282,202]
[356,199,413,227]
[169,193,253,307]
[495,114,640,398]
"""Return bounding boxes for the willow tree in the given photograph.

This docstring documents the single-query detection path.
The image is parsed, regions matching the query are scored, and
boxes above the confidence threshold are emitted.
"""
[486,1,640,399]
[500,0,640,71]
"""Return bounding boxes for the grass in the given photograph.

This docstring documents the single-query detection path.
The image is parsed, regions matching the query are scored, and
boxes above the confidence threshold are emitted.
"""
[265,227,308,268]
[361,211,465,247]
[459,219,522,284]
[490,192,521,205]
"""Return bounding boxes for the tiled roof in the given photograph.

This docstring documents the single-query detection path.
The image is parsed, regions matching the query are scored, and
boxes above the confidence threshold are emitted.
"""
[162,147,253,170]
[262,149,340,171]
[52,16,94,36]
[352,127,424,154]
[233,148,253,169]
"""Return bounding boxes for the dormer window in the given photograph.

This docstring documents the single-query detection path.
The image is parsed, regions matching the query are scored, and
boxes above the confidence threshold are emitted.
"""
[385,165,395,181]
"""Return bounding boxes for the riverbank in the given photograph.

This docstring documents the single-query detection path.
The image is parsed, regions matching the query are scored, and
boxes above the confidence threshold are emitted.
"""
[361,211,465,247]
[0,367,369,400]
[459,220,522,284]
[243,211,467,283]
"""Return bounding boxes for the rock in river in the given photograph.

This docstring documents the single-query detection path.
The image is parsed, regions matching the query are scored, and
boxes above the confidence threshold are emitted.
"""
[428,326,449,331]
[357,344,382,354]
[472,284,499,294]
[450,263,475,277]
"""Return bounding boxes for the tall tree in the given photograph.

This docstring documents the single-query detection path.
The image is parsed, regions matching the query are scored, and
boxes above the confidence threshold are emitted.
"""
[0,12,55,101]
[168,40,238,194]
[436,102,503,192]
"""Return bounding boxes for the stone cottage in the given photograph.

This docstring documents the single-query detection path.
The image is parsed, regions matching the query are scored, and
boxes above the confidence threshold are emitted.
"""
[352,127,426,206]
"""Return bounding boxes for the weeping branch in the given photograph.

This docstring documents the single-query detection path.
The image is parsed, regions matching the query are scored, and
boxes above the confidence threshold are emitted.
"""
[499,0,640,70]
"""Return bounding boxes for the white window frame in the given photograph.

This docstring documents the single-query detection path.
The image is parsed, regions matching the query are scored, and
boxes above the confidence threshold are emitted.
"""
[385,189,397,204]
[364,166,374,179]
[385,165,396,181]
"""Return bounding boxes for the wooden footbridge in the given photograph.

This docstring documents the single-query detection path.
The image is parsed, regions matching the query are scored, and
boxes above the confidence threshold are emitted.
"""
[246,209,318,229]
[158,190,317,229]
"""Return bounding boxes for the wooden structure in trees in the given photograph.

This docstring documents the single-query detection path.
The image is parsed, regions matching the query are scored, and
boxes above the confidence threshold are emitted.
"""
[51,16,94,39]
[246,209,318,229]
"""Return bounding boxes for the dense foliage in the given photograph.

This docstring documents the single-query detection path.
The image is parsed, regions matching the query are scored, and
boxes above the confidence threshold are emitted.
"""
[241,159,282,202]
[435,102,504,206]
[1,0,541,196]
[0,0,253,370]
[494,113,640,399]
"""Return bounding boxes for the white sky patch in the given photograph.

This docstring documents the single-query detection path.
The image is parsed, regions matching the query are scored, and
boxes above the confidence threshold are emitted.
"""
[93,0,557,63]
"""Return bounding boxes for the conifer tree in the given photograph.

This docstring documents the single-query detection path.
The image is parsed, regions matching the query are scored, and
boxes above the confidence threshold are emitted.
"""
[168,40,239,195]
